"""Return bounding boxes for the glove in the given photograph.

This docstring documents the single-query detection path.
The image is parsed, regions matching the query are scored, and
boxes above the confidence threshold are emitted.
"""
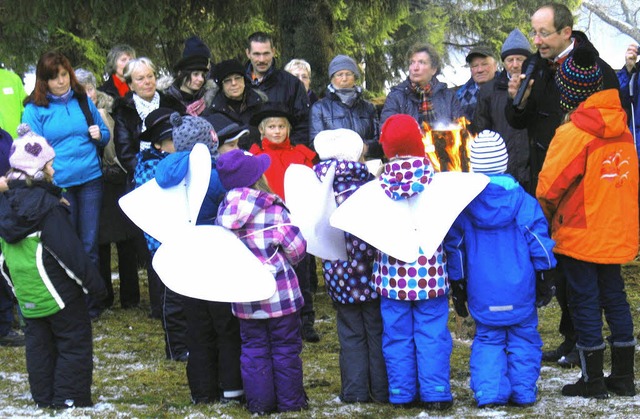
[450,279,469,318]
[535,269,557,308]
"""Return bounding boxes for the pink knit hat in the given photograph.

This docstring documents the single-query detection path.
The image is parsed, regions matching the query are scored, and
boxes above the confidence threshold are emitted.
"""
[9,124,56,178]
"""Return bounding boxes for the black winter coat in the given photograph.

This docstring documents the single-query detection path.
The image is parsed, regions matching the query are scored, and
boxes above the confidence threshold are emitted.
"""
[98,75,120,99]
[310,86,382,159]
[206,87,267,150]
[472,70,530,189]
[112,92,184,183]
[245,60,311,146]
[505,31,619,191]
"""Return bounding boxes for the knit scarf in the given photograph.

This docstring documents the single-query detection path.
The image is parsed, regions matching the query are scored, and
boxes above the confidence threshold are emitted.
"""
[330,84,359,107]
[133,92,160,132]
[411,80,436,125]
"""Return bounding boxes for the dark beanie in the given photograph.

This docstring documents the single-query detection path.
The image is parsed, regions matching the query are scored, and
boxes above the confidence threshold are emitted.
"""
[555,47,603,112]
[501,29,532,61]
[213,59,246,87]
[174,36,211,73]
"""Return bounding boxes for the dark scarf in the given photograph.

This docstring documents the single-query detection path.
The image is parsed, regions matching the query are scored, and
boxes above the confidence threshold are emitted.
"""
[411,79,436,125]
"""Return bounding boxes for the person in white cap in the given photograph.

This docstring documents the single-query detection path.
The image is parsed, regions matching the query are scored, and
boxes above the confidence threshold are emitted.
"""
[444,129,556,408]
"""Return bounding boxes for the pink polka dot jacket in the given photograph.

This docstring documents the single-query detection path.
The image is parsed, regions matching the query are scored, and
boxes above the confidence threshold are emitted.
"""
[371,157,449,301]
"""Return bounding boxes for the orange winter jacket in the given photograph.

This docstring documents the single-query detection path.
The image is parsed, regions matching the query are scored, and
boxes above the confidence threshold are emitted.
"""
[536,89,639,264]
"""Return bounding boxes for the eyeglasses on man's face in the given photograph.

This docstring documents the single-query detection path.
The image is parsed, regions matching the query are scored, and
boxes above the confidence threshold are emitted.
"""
[529,29,562,39]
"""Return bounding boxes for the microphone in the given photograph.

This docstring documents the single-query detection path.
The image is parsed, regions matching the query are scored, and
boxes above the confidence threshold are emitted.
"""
[513,55,539,109]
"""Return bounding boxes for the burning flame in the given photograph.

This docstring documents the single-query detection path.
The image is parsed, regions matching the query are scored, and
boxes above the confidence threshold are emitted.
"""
[421,118,473,173]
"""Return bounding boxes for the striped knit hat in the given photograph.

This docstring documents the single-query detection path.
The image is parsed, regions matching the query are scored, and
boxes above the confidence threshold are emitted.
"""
[470,130,508,174]
[555,47,602,112]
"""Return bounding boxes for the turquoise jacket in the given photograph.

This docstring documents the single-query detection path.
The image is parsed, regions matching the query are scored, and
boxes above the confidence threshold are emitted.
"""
[22,92,109,188]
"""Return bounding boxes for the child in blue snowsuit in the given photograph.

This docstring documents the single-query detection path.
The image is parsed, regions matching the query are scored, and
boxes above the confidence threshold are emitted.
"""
[312,128,388,403]
[374,114,453,410]
[444,130,557,407]
[153,112,244,405]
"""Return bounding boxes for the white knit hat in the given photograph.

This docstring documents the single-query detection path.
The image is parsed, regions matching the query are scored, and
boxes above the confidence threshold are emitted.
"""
[9,123,56,178]
[313,129,364,162]
[470,130,508,174]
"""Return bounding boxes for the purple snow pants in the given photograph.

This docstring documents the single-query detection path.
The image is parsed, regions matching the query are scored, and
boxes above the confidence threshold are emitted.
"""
[239,313,307,414]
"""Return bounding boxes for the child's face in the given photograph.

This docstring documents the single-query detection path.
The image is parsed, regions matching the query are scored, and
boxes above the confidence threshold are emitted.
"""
[218,139,239,155]
[154,138,175,153]
[43,160,55,181]
[259,117,289,144]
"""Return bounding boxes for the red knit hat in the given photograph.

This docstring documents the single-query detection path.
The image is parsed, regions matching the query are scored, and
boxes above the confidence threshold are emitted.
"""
[379,114,424,158]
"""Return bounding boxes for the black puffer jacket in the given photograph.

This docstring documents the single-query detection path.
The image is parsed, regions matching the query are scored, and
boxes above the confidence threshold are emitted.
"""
[310,85,382,159]
[206,87,268,150]
[0,181,106,318]
[505,31,619,192]
[245,60,310,146]
[472,70,530,189]
[112,92,184,184]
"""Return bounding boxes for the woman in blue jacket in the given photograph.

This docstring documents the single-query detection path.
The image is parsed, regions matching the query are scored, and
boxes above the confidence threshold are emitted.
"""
[22,52,109,318]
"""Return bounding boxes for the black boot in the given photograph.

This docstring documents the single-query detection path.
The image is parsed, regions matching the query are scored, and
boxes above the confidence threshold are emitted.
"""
[301,313,320,343]
[605,345,636,396]
[542,338,575,362]
[562,348,609,399]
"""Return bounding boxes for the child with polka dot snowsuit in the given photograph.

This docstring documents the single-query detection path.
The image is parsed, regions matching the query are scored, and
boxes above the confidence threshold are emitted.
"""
[373,114,452,410]
[312,128,388,403]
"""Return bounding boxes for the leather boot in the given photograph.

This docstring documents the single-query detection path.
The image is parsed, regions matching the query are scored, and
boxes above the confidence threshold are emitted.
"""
[557,347,579,368]
[542,338,575,362]
[604,345,636,396]
[562,348,609,399]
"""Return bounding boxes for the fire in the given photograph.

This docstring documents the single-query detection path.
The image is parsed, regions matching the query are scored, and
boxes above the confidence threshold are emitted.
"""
[421,118,473,172]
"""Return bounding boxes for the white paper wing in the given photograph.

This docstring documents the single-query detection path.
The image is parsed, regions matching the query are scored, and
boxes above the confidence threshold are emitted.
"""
[284,163,347,261]
[152,225,277,302]
[330,172,490,263]
[330,180,421,263]
[411,172,490,257]
[119,143,211,243]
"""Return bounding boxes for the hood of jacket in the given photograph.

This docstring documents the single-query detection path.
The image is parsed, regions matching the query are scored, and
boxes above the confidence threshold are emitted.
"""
[216,187,282,230]
[378,157,434,201]
[0,181,64,243]
[464,174,523,229]
[569,89,628,139]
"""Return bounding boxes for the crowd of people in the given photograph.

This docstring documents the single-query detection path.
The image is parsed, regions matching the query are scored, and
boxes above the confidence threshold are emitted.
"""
[0,1,638,414]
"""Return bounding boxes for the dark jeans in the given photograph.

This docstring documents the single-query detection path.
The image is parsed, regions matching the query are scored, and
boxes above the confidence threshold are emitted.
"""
[559,255,635,349]
[294,253,314,318]
[98,239,140,309]
[554,258,576,342]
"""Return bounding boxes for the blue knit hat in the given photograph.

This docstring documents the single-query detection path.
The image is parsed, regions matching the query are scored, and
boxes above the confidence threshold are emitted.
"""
[501,29,532,61]
[328,55,361,79]
[470,130,508,174]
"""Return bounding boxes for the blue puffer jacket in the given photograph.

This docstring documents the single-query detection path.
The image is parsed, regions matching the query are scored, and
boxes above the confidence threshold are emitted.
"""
[380,78,462,126]
[314,159,377,304]
[444,174,556,326]
[310,86,382,158]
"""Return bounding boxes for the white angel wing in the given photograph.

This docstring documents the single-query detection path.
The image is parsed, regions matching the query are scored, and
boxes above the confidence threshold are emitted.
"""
[118,143,211,243]
[152,225,277,302]
[330,172,489,262]
[284,163,348,261]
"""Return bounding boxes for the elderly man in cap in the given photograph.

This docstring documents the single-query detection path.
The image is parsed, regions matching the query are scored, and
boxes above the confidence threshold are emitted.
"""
[456,45,499,121]
[472,29,532,192]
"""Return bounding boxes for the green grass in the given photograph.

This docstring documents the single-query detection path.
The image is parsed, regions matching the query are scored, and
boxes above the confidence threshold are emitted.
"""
[1,261,640,418]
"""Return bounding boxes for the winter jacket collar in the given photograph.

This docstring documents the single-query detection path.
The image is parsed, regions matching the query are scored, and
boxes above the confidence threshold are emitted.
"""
[465,174,523,229]
[378,157,434,200]
[217,187,282,230]
[570,89,627,139]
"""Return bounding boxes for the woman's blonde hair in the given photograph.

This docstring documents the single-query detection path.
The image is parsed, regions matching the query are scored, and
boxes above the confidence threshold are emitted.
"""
[123,57,156,84]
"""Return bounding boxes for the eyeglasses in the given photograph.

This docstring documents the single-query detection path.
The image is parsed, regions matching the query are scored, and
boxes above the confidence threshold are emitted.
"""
[333,71,355,79]
[529,29,561,39]
[222,75,244,85]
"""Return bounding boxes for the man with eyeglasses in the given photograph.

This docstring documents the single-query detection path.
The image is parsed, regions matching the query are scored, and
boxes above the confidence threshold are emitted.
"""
[471,29,532,192]
[456,45,499,122]
[505,2,619,373]
[244,31,311,147]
